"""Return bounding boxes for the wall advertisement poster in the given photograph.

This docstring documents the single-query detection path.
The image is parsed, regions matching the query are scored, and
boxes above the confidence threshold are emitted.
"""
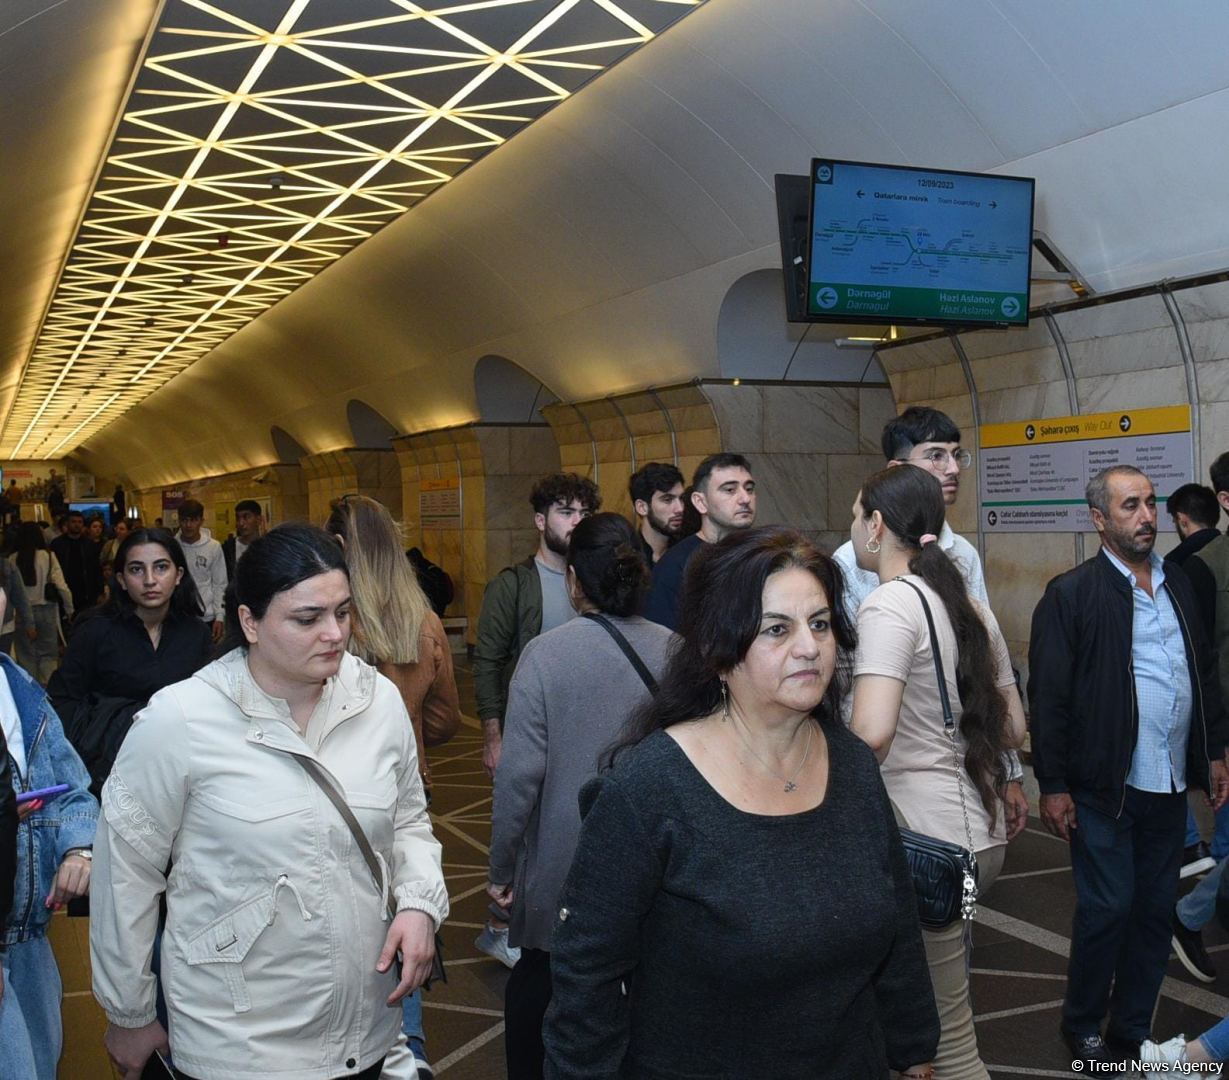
[978,405,1192,533]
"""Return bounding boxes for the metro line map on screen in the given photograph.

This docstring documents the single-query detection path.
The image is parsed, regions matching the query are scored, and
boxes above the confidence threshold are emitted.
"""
[806,160,1034,326]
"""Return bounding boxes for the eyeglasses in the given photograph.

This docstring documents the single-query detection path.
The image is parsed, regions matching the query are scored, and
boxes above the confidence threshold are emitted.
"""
[899,448,973,469]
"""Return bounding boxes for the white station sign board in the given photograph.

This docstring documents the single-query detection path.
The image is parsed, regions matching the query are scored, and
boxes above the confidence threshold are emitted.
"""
[978,406,1193,533]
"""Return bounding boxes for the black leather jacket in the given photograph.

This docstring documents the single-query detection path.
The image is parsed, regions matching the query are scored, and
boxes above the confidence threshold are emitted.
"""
[1028,549,1228,816]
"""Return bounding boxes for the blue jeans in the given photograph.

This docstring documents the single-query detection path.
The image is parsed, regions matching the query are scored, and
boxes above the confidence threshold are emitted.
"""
[402,989,424,1048]
[1178,854,1229,930]
[1063,787,1185,1040]
[1185,804,1229,858]
[0,935,62,1080]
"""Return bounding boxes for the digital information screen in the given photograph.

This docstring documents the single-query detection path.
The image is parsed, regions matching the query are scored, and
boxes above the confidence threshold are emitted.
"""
[807,159,1034,326]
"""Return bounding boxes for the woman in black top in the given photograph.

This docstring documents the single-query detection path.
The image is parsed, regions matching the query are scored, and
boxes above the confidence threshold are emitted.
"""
[49,528,213,797]
[543,527,939,1080]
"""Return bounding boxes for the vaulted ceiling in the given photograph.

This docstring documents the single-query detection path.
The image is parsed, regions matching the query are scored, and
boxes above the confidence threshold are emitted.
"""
[8,0,1229,488]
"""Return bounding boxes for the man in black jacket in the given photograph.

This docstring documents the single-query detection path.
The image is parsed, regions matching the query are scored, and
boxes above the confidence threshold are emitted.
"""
[1030,465,1229,1066]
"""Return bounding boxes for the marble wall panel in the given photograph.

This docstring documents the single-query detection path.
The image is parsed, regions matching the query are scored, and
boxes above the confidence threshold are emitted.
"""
[858,388,897,453]
[1065,327,1182,379]
[632,432,675,465]
[1056,293,1171,343]
[826,454,888,532]
[750,454,828,531]
[762,386,859,454]
[968,346,1063,393]
[474,427,510,476]
[956,319,1054,361]
[484,474,534,532]
[1177,281,1229,323]
[1187,322,1229,368]
[881,337,960,372]
[703,385,764,452]
[978,381,1073,425]
[983,531,1080,672]
[1076,367,1188,414]
[507,428,561,477]
[674,427,722,459]
[599,463,634,517]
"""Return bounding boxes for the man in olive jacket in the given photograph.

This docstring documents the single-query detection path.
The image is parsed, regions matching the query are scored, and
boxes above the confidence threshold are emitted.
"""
[1029,465,1229,1065]
[473,473,600,778]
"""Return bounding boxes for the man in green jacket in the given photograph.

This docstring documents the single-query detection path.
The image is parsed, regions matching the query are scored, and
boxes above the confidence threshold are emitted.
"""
[472,471,600,968]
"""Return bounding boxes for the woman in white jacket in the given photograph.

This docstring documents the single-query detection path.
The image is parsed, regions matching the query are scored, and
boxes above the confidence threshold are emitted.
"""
[89,524,449,1080]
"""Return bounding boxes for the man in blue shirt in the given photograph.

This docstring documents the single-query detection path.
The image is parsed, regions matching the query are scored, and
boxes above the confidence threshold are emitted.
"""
[1030,465,1229,1067]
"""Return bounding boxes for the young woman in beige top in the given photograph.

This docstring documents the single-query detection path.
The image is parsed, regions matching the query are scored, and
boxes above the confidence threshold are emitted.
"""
[849,466,1026,1080]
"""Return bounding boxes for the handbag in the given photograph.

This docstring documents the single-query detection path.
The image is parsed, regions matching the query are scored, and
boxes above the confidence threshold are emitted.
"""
[295,755,447,988]
[582,612,659,694]
[893,577,980,931]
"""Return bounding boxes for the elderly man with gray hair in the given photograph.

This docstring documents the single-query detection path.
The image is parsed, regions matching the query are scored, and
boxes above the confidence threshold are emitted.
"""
[1029,464,1229,1069]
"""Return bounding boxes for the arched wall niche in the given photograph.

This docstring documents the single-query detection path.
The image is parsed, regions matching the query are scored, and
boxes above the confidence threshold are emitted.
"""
[716,269,889,383]
[270,426,307,465]
[473,355,558,424]
[347,399,400,449]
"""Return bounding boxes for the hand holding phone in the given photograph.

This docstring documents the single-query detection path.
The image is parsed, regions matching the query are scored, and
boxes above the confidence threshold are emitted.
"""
[17,783,70,806]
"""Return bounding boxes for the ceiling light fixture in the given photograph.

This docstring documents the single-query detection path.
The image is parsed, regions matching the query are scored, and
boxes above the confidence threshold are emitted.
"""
[4,0,705,458]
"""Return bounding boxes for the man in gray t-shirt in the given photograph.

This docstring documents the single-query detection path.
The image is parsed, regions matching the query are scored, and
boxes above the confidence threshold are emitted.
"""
[536,557,573,635]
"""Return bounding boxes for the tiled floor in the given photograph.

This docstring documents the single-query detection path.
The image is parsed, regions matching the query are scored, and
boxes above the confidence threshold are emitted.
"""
[47,659,1229,1076]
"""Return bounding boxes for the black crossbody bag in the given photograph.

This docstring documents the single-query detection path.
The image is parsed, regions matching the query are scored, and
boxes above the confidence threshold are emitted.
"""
[582,612,659,695]
[893,578,979,931]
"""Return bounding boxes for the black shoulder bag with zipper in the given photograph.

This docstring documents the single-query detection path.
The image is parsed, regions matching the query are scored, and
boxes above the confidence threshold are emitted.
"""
[892,577,980,932]
[296,756,446,988]
[582,612,659,695]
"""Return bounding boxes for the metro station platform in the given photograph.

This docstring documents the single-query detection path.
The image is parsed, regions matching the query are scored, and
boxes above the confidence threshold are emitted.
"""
[53,660,1229,1078]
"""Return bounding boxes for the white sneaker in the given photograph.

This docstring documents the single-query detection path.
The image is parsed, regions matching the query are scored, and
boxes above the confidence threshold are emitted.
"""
[474,924,521,969]
[1140,1036,1188,1068]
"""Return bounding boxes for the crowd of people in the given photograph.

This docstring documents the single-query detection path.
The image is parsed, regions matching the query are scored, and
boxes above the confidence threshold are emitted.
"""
[1,405,1229,1077]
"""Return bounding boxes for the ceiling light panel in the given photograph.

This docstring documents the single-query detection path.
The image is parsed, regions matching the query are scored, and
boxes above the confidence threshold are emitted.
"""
[5,0,703,459]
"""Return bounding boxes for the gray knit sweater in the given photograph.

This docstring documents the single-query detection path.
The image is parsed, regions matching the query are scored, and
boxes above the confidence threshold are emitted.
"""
[489,614,673,951]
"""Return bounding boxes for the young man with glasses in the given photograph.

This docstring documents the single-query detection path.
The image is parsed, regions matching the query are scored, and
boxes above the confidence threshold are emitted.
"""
[835,407,1027,836]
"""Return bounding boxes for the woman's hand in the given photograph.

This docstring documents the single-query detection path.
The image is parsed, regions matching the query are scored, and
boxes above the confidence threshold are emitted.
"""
[487,881,514,912]
[104,1020,169,1080]
[376,909,436,1005]
[16,798,42,822]
[46,852,91,908]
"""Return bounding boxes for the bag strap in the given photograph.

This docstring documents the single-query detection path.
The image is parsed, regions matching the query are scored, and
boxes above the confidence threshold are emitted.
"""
[892,577,980,915]
[295,755,396,920]
[893,577,955,732]
[583,612,659,695]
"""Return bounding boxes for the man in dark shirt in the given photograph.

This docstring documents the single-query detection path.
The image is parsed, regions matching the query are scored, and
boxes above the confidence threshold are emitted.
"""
[643,453,757,630]
[629,462,684,566]
[49,510,102,613]
[1167,482,1221,572]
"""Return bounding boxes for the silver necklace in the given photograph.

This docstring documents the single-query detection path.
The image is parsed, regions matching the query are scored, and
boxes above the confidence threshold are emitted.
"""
[723,691,814,793]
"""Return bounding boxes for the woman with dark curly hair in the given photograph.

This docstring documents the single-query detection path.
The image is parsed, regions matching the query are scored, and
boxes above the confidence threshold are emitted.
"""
[849,466,1026,1080]
[488,512,671,1080]
[544,526,939,1080]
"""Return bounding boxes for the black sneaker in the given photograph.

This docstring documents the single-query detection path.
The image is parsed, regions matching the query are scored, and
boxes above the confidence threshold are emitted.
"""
[1061,1026,1112,1066]
[1182,841,1216,879]
[1173,911,1217,982]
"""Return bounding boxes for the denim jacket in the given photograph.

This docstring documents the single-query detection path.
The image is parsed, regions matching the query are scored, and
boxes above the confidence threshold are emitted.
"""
[4,654,97,946]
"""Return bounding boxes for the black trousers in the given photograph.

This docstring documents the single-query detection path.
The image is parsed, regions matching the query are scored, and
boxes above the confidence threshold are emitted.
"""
[1063,787,1185,1040]
[505,947,553,1080]
[178,1060,383,1080]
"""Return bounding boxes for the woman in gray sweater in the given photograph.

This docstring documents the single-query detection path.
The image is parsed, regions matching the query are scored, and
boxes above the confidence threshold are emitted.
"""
[488,513,673,1080]
[543,527,940,1080]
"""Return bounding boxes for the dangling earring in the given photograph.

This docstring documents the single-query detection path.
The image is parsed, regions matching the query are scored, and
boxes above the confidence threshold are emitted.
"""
[865,537,881,555]
[719,680,730,721]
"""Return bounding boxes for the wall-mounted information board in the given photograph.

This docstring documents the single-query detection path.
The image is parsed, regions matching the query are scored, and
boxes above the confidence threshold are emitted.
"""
[420,476,462,530]
[978,406,1192,532]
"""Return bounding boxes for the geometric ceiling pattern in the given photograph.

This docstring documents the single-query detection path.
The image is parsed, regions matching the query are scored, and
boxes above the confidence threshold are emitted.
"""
[3,0,702,459]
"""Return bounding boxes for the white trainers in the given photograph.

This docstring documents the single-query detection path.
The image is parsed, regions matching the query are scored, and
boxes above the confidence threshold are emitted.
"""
[474,924,521,969]
[1140,1036,1188,1068]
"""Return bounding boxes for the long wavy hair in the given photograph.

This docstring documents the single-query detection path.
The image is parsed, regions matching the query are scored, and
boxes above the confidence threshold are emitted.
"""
[607,527,856,766]
[860,466,1009,826]
[324,495,429,665]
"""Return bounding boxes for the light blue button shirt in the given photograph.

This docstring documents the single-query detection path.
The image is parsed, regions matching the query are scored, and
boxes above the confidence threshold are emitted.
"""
[1102,548,1194,793]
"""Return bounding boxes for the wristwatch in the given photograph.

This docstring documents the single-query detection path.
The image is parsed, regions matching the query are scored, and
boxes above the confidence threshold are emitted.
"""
[64,847,93,861]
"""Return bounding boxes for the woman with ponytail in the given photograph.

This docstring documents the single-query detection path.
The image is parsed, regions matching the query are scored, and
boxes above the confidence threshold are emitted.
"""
[850,465,1026,1080]
[487,512,671,1079]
